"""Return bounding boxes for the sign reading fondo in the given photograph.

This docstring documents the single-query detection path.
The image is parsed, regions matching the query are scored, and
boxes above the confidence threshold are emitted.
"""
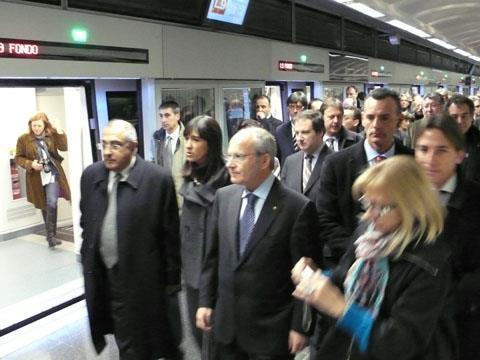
[0,38,148,63]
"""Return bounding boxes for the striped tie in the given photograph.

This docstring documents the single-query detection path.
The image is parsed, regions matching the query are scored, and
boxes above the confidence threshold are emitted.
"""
[293,133,299,152]
[303,154,313,191]
[239,193,257,256]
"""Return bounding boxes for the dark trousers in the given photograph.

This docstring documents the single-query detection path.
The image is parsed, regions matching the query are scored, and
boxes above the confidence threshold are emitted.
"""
[217,341,294,360]
[185,285,203,348]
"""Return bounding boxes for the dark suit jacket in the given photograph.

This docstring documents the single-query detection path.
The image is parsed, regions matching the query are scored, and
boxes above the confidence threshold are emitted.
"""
[281,145,332,202]
[315,139,413,267]
[260,115,283,135]
[336,126,362,151]
[440,175,480,360]
[462,125,480,184]
[80,157,181,358]
[275,121,297,164]
[199,179,321,355]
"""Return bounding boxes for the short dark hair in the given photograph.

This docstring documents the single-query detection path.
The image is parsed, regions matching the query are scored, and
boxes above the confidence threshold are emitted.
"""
[183,115,225,182]
[287,91,308,108]
[343,105,362,121]
[416,113,465,151]
[346,85,358,93]
[320,97,343,116]
[294,110,325,134]
[159,100,180,114]
[446,94,474,115]
[367,88,401,115]
[255,94,271,105]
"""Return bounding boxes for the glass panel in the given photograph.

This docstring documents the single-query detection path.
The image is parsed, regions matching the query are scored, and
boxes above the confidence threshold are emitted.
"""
[223,87,263,139]
[160,88,215,125]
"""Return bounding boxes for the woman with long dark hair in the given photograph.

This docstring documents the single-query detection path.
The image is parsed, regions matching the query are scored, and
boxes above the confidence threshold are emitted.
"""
[179,115,229,354]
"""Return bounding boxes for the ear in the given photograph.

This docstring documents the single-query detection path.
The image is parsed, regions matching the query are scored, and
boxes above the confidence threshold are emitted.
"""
[455,150,465,165]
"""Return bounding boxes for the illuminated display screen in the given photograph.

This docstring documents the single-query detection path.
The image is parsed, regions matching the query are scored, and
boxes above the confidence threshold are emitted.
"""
[206,0,250,25]
[278,61,325,73]
[0,38,148,63]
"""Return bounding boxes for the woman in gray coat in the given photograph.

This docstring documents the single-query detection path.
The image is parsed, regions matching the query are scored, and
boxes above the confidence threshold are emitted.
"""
[179,115,229,353]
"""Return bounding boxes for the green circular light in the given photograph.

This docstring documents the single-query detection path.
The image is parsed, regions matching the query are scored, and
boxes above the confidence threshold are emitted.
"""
[300,54,307,63]
[71,28,88,43]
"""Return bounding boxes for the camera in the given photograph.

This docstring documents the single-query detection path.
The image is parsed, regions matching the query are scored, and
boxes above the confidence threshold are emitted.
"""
[38,159,51,173]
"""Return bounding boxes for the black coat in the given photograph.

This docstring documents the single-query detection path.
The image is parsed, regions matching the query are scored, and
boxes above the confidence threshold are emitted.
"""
[199,179,322,355]
[316,139,413,266]
[80,157,181,358]
[441,175,480,360]
[179,166,230,289]
[462,125,480,184]
[316,235,457,360]
[275,121,297,164]
[336,126,363,151]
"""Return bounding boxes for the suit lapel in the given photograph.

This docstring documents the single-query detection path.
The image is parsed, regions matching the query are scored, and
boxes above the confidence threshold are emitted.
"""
[292,152,304,193]
[349,141,368,177]
[304,147,330,194]
[227,186,243,261]
[237,180,283,267]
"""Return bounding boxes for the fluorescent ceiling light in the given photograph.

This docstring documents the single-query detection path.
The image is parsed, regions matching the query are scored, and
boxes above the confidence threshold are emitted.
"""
[387,19,431,38]
[428,38,456,50]
[454,49,472,57]
[333,0,350,3]
[345,55,368,61]
[346,3,385,18]
[469,55,480,62]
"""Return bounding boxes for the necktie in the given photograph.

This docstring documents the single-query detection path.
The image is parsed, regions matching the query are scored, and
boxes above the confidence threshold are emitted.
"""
[374,155,386,163]
[100,172,121,269]
[163,136,173,169]
[239,193,257,256]
[325,138,335,151]
[293,133,299,152]
[303,154,314,191]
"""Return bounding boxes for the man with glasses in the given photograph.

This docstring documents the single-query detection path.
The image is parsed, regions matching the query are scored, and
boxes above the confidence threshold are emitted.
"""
[403,93,444,149]
[275,91,308,163]
[80,120,182,360]
[446,94,480,183]
[197,127,321,359]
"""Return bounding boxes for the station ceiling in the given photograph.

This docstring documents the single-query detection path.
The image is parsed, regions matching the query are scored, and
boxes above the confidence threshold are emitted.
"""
[354,0,480,57]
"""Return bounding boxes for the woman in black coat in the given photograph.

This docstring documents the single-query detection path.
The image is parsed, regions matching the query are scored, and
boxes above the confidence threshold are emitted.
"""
[292,156,457,360]
[179,115,230,352]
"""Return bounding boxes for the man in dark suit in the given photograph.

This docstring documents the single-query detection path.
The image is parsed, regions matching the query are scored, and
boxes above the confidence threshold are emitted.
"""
[275,91,308,164]
[415,113,480,360]
[197,127,321,359]
[446,94,480,183]
[281,110,332,202]
[319,97,362,152]
[80,120,182,359]
[255,94,282,135]
[316,88,412,268]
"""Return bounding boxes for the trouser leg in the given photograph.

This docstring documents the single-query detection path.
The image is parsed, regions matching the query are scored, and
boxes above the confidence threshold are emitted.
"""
[44,182,61,247]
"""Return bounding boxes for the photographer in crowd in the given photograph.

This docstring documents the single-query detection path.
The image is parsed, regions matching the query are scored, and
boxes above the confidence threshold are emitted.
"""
[15,112,71,248]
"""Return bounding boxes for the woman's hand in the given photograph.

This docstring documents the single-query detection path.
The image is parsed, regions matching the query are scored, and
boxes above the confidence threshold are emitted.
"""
[291,257,318,285]
[293,270,347,319]
[31,159,43,171]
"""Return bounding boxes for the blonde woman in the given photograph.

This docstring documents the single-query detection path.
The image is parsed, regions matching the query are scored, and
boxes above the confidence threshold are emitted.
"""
[15,112,71,248]
[292,156,456,360]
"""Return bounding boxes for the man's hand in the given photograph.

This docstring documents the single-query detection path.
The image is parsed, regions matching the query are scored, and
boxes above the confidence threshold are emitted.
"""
[196,307,213,331]
[256,111,266,120]
[288,330,308,354]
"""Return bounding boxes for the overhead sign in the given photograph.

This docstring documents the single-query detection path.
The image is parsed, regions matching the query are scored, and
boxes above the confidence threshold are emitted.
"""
[278,60,324,73]
[0,38,148,63]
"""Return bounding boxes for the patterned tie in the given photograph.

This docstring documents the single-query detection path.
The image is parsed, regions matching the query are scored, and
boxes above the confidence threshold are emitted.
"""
[293,133,299,152]
[163,136,173,169]
[302,154,314,191]
[325,137,335,151]
[100,172,121,268]
[374,155,386,163]
[239,193,257,256]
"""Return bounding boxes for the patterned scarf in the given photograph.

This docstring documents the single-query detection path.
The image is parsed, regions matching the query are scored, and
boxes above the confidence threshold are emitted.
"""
[344,226,390,318]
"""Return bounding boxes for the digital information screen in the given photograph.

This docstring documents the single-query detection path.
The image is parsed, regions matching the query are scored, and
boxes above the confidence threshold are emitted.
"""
[0,38,149,63]
[206,0,250,25]
[278,60,325,73]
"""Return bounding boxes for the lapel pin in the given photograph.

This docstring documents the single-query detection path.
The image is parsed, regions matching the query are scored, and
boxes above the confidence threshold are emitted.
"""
[273,206,278,211]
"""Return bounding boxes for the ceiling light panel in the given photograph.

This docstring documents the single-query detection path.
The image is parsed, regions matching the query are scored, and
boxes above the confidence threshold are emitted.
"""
[346,3,385,18]
[387,19,431,38]
[454,49,472,57]
[427,38,456,50]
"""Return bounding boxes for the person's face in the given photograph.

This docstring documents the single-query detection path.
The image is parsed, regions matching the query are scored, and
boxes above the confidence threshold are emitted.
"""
[400,99,410,109]
[159,107,180,134]
[363,97,399,153]
[294,118,323,154]
[30,119,45,136]
[448,103,473,134]
[226,137,269,190]
[342,109,359,131]
[255,98,271,118]
[102,127,137,172]
[346,88,358,100]
[185,129,208,165]
[475,100,480,116]
[422,98,443,119]
[415,129,464,189]
[323,106,343,136]
[360,188,402,234]
[287,101,304,119]
[399,117,411,131]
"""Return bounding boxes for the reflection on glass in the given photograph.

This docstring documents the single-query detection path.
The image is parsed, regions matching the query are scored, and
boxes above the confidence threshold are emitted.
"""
[160,88,215,126]
[223,87,262,139]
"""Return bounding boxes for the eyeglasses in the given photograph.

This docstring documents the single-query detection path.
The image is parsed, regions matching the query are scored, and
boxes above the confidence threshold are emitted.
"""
[358,195,397,217]
[225,153,257,162]
[102,141,127,151]
[288,104,304,111]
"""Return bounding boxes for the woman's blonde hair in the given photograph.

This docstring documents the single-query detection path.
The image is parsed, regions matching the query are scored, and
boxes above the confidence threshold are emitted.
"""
[352,156,444,258]
[28,112,53,136]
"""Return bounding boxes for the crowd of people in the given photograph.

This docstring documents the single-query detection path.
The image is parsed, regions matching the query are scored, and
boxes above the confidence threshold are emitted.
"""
[68,86,480,360]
